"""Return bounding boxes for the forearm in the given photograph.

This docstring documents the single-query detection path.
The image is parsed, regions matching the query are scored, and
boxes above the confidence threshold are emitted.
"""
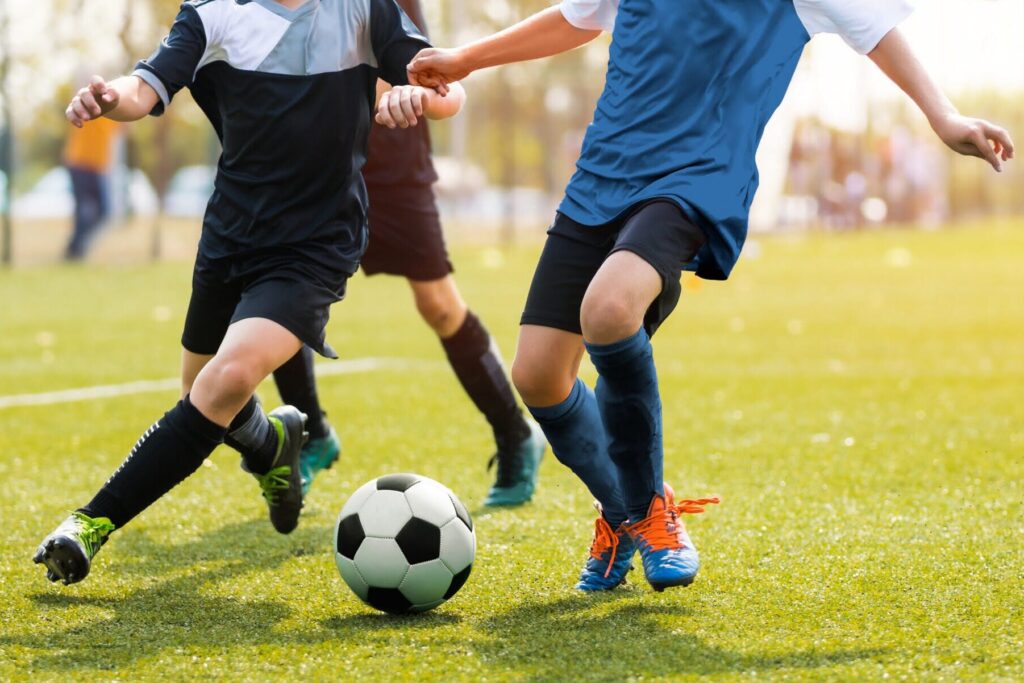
[105,76,159,122]
[460,7,600,71]
[424,82,465,120]
[868,29,956,130]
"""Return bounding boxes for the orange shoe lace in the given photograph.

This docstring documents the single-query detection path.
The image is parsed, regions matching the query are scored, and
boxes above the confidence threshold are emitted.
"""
[628,496,720,552]
[588,515,622,578]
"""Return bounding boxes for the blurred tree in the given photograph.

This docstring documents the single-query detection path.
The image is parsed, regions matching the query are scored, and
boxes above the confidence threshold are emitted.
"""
[1,0,12,265]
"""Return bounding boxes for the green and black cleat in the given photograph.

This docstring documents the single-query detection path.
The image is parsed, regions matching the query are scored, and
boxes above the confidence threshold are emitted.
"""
[33,512,115,586]
[254,406,308,534]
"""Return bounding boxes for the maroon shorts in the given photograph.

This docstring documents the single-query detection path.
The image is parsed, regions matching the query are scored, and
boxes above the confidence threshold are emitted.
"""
[360,183,453,281]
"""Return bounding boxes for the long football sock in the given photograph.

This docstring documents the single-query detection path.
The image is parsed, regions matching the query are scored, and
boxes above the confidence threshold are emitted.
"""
[586,329,665,522]
[224,395,279,476]
[441,311,531,448]
[79,395,226,528]
[527,378,628,527]
[272,346,329,439]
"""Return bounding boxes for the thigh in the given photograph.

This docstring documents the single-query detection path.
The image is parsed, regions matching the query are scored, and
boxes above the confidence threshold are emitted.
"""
[520,215,612,336]
[610,201,707,336]
[181,254,240,355]
[180,349,214,398]
[232,254,350,360]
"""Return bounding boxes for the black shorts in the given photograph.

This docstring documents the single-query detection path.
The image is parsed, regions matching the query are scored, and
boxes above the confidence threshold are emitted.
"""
[360,183,453,281]
[181,244,356,359]
[521,201,706,337]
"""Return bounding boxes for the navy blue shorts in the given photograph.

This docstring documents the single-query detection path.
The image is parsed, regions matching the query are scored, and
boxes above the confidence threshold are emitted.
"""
[521,201,706,337]
[181,245,355,359]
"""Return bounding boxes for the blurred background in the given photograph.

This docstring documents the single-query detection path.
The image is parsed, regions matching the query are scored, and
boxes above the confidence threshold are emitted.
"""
[0,0,1021,266]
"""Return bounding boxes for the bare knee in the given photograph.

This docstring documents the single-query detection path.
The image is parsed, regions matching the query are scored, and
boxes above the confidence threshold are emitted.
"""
[511,357,575,408]
[412,280,466,337]
[580,293,642,345]
[195,359,263,407]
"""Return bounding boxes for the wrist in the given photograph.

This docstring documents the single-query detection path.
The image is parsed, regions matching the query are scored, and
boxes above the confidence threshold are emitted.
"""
[458,44,486,73]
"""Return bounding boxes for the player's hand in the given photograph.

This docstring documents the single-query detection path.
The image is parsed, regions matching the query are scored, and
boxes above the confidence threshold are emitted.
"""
[375,85,428,129]
[933,113,1014,172]
[66,76,120,128]
[407,48,472,94]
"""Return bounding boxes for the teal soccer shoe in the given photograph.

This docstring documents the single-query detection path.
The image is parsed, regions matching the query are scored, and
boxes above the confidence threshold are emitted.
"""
[484,421,546,507]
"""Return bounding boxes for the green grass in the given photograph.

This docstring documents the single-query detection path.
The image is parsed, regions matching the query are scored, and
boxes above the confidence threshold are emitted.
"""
[1,222,1022,681]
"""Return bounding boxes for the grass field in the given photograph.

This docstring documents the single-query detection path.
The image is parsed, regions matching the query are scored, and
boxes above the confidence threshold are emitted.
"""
[1,222,1022,681]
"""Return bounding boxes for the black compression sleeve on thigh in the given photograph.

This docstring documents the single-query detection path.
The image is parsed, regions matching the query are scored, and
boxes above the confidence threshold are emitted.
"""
[79,396,226,529]
[441,311,530,447]
[272,346,329,439]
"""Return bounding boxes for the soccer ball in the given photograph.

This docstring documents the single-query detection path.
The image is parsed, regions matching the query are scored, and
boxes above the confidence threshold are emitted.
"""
[334,473,475,614]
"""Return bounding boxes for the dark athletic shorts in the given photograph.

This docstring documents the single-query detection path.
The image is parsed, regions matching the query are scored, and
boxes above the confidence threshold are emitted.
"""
[181,243,358,359]
[360,183,453,281]
[521,200,706,337]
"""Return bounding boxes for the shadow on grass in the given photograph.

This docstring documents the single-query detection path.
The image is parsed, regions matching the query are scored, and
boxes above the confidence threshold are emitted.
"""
[471,593,886,681]
[5,519,331,673]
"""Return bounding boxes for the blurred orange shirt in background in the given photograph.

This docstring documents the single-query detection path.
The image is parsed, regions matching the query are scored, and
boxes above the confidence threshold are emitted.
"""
[64,118,119,173]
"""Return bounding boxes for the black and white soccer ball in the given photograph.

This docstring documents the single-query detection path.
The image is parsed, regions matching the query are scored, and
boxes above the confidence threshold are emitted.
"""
[334,473,475,614]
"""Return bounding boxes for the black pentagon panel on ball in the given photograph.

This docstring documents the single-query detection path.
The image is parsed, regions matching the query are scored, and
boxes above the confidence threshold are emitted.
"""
[375,473,421,492]
[444,564,472,600]
[366,586,413,615]
[395,518,441,565]
[337,514,365,560]
[449,493,473,531]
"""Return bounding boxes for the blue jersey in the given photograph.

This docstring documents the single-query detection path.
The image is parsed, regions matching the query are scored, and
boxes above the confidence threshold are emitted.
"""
[134,0,430,259]
[559,0,913,279]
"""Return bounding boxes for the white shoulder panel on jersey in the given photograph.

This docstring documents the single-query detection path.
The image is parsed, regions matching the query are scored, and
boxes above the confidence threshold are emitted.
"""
[194,0,292,73]
[793,0,915,54]
[560,0,618,33]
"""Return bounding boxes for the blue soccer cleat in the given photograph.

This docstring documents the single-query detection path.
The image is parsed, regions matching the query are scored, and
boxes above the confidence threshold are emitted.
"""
[576,504,636,592]
[299,426,341,496]
[626,485,719,592]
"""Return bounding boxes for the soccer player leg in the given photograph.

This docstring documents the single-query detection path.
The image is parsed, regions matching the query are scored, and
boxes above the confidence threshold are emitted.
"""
[272,346,340,496]
[191,317,308,534]
[513,324,635,590]
[411,276,539,506]
[581,202,712,591]
[514,226,635,589]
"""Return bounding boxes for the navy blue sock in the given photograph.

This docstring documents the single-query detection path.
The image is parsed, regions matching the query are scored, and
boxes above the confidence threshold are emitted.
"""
[586,329,664,522]
[273,347,329,439]
[527,378,628,527]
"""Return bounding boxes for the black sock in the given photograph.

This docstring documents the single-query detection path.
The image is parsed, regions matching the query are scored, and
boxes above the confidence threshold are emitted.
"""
[273,346,329,439]
[441,311,530,448]
[224,395,279,476]
[79,395,226,529]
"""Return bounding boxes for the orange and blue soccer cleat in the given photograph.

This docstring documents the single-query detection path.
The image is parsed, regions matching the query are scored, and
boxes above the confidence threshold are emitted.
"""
[576,504,636,591]
[625,485,719,592]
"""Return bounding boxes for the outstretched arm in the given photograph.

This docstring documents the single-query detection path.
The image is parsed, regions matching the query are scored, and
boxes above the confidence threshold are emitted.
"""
[869,29,1014,171]
[408,7,600,87]
[66,75,159,128]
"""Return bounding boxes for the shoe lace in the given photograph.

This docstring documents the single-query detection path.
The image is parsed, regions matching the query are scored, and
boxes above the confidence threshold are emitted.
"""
[72,513,115,558]
[256,465,292,505]
[588,516,623,578]
[629,496,720,552]
[487,446,522,488]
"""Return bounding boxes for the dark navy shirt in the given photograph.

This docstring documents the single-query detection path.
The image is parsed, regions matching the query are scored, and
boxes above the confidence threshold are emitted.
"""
[134,0,431,258]
[559,0,913,279]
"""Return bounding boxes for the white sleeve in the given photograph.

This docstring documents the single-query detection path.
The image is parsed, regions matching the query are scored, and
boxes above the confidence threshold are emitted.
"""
[559,0,618,32]
[794,0,915,54]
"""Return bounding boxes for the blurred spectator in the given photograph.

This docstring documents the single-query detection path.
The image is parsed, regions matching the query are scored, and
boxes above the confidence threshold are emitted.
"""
[63,116,119,260]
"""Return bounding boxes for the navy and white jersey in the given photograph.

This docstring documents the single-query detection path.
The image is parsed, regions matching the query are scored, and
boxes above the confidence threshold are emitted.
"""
[559,0,914,280]
[133,0,430,259]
